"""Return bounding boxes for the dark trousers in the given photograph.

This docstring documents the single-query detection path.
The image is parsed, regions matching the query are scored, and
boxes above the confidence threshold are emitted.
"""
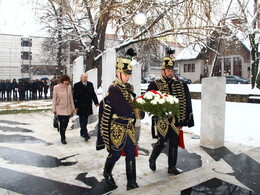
[154,127,179,167]
[156,127,179,149]
[106,135,136,164]
[58,115,70,141]
[13,89,17,99]
[79,115,89,137]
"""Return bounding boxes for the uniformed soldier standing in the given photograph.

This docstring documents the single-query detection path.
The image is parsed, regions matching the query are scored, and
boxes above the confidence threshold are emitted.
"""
[147,51,194,175]
[97,57,144,190]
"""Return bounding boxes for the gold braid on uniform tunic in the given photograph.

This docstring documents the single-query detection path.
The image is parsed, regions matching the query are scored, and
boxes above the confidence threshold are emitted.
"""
[110,79,136,149]
[99,100,112,150]
[154,78,186,137]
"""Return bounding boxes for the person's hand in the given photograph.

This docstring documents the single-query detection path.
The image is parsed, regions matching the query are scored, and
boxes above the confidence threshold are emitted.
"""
[96,104,99,107]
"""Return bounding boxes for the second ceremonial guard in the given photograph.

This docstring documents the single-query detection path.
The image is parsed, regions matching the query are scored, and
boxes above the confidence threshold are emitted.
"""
[96,49,145,191]
[147,49,194,175]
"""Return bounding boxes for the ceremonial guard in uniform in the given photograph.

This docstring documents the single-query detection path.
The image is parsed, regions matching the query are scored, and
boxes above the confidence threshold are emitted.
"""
[147,49,194,175]
[96,52,144,190]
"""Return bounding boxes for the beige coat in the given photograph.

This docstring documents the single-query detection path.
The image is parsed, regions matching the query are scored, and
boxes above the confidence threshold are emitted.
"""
[52,83,75,116]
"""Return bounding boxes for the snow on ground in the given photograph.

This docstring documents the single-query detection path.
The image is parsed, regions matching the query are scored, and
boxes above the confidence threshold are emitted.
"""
[0,84,259,147]
[0,99,51,111]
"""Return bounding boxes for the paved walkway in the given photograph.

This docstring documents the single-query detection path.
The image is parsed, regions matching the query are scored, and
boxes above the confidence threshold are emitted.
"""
[0,111,259,194]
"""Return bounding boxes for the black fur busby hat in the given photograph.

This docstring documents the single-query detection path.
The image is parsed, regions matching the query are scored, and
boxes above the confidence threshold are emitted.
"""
[162,49,175,69]
[115,48,137,75]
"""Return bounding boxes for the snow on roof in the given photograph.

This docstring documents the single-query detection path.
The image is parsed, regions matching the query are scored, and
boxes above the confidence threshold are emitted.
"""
[234,29,250,51]
[228,22,251,51]
[175,44,202,61]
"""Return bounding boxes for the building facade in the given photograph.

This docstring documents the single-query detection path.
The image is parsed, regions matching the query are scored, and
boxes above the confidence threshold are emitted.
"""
[0,33,58,80]
[175,33,252,83]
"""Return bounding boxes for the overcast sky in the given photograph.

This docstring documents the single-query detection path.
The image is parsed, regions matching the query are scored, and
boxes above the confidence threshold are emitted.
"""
[0,0,254,37]
[0,0,46,36]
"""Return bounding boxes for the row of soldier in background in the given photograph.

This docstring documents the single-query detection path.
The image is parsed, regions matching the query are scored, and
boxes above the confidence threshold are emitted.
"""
[0,77,60,101]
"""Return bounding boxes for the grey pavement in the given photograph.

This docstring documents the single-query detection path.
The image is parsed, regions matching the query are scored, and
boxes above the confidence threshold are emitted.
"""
[0,111,259,195]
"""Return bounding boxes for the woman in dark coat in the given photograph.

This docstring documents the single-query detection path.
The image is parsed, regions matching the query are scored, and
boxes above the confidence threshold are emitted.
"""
[73,73,99,141]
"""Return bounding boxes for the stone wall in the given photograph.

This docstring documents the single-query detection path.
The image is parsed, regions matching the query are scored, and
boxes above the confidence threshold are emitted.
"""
[190,92,260,103]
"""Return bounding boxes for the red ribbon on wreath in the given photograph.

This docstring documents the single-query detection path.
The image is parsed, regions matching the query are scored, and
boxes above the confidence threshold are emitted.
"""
[178,128,185,149]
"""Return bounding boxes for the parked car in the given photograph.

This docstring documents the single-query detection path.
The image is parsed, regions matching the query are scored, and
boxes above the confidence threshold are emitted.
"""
[176,75,192,84]
[224,75,250,84]
[141,77,152,83]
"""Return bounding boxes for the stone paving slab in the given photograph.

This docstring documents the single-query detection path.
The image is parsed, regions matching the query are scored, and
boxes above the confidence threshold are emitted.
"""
[0,111,259,194]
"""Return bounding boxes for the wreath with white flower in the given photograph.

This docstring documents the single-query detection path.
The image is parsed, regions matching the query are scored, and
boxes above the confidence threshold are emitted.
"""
[132,90,179,118]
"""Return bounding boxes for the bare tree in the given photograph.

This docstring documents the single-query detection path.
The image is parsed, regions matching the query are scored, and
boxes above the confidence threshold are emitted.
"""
[34,0,221,63]
[223,0,259,88]
[36,0,260,87]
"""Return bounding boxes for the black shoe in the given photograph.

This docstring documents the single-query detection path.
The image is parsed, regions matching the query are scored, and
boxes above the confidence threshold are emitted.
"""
[103,170,117,187]
[83,135,90,141]
[104,173,116,187]
[127,182,139,190]
[103,161,117,187]
[61,140,67,145]
[168,167,181,175]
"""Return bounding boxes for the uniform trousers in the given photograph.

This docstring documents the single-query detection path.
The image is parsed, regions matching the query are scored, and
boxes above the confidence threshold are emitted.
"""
[106,134,136,163]
[151,126,180,171]
[156,126,179,149]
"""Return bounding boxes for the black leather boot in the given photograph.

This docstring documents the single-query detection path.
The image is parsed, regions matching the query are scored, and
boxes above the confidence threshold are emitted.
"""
[149,144,163,171]
[103,160,117,187]
[126,159,139,190]
[168,147,181,175]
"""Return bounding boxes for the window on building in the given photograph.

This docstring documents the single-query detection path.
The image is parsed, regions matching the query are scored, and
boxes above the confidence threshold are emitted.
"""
[184,64,188,72]
[192,64,195,72]
[21,51,32,60]
[21,64,29,73]
[224,58,231,75]
[188,64,192,72]
[184,64,195,72]
[233,57,242,76]
[21,38,32,47]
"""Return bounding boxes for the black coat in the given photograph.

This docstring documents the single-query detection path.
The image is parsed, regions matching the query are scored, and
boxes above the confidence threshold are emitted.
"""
[73,81,99,116]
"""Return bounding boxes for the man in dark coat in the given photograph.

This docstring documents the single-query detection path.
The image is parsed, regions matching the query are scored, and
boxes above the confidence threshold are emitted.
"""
[73,73,99,141]
[11,78,18,100]
[5,80,12,101]
[0,80,6,100]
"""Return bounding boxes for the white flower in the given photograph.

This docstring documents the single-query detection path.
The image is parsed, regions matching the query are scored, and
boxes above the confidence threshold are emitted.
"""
[151,100,158,105]
[168,100,174,104]
[158,98,165,104]
[136,97,142,102]
[136,98,145,104]
[144,92,154,100]
[154,96,160,102]
[167,95,174,100]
